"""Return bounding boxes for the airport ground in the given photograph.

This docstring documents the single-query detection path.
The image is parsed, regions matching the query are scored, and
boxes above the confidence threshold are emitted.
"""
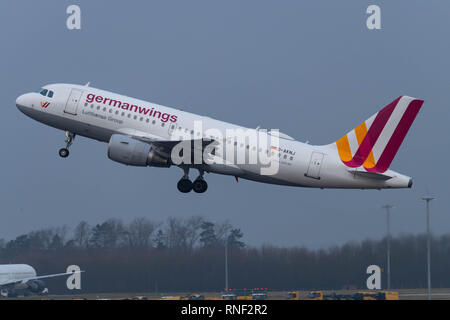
[3,288,450,300]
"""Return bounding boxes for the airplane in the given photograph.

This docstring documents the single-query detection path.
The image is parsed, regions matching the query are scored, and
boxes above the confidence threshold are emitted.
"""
[15,83,423,193]
[0,264,81,297]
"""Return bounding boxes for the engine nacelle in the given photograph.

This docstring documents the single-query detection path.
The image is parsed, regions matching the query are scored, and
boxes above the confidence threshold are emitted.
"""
[107,134,170,167]
[28,280,46,293]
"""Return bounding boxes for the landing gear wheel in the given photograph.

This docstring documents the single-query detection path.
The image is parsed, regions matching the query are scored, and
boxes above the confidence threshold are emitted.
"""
[58,131,75,158]
[177,178,193,193]
[193,179,208,193]
[59,148,69,158]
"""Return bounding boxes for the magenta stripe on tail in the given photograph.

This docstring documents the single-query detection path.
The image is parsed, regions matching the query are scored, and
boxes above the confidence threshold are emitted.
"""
[343,97,401,168]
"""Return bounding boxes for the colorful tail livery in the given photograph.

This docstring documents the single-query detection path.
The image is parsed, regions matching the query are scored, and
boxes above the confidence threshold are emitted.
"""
[335,96,423,173]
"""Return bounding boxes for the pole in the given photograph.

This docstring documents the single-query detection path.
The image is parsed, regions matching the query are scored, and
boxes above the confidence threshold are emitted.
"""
[225,233,229,292]
[422,197,434,300]
[382,205,393,290]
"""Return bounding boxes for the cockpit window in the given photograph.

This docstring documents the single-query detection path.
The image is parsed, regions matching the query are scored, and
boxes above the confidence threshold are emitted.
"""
[36,88,54,97]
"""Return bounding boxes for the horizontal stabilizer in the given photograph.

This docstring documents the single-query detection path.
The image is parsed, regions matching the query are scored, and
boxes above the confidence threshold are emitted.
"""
[348,169,392,180]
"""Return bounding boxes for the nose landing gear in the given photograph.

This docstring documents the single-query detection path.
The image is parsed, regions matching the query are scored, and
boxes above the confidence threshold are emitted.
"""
[177,168,208,193]
[59,131,75,158]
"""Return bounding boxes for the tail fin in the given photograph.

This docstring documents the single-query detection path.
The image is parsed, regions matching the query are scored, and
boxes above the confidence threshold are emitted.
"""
[334,96,423,173]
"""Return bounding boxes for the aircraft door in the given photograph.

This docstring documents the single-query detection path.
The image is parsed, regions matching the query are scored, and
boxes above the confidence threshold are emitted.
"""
[64,88,83,115]
[305,152,324,180]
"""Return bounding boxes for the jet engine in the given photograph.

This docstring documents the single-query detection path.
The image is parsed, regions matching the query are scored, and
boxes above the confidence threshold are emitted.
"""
[27,280,46,294]
[107,134,171,167]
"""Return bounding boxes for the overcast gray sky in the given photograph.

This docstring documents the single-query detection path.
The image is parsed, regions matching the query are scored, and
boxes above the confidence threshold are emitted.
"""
[1,1,449,249]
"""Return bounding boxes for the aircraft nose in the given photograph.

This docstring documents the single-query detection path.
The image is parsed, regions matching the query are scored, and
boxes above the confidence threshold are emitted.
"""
[16,93,32,112]
[16,94,27,108]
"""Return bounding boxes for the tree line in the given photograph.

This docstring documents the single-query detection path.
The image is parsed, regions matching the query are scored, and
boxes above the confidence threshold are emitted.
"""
[0,216,245,254]
[0,217,449,294]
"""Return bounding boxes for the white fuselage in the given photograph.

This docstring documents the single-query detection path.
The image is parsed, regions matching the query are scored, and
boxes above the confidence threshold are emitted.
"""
[0,264,36,286]
[16,84,412,189]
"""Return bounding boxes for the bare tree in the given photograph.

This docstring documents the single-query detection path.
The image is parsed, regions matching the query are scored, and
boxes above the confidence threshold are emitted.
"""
[165,217,189,249]
[185,216,205,249]
[126,217,158,248]
[199,221,219,248]
[0,239,5,250]
[90,218,127,248]
[73,221,92,248]
[26,227,68,250]
[215,221,232,244]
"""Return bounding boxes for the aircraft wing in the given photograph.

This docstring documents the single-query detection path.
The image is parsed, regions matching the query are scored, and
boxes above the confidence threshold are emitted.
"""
[117,128,217,158]
[0,271,83,286]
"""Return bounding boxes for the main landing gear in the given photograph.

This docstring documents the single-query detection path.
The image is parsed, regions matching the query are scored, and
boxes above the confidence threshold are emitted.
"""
[59,131,75,158]
[177,168,208,193]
